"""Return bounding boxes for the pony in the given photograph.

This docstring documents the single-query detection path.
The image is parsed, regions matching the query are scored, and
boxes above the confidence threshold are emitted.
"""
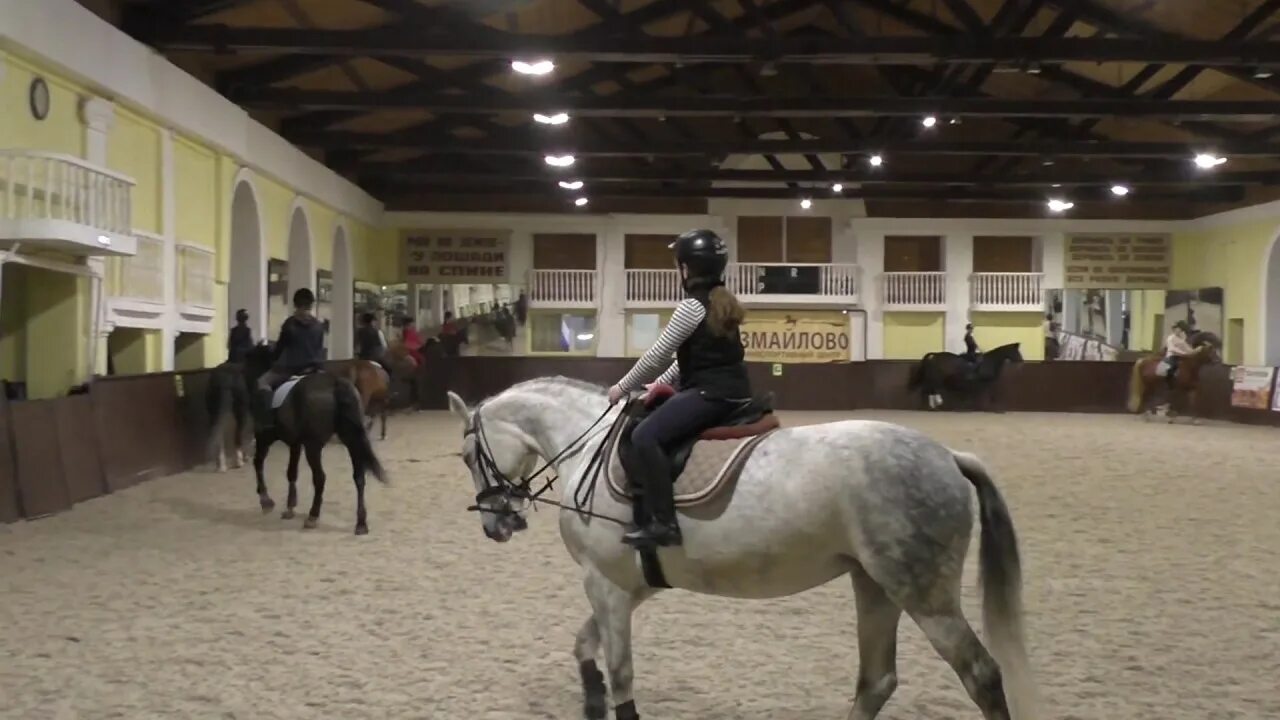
[1126,331,1221,423]
[206,360,251,472]
[242,344,389,534]
[908,342,1024,411]
[446,377,1040,720]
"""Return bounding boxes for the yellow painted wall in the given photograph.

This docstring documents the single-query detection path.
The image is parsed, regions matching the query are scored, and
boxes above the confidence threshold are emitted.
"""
[970,311,1045,361]
[174,135,218,248]
[256,174,296,261]
[882,312,944,360]
[108,327,155,375]
[23,265,87,398]
[0,52,84,156]
[0,265,28,385]
[1173,219,1278,365]
[106,107,161,234]
[1128,290,1166,353]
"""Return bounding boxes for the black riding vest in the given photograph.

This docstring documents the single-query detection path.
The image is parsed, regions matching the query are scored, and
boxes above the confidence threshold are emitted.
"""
[675,292,751,400]
[276,315,327,371]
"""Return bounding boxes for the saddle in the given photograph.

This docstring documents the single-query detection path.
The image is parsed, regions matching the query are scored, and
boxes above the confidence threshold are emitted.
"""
[270,367,322,409]
[603,385,780,508]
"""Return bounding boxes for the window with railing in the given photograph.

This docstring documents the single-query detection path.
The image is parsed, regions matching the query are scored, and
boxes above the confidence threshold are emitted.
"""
[728,263,860,297]
[0,150,133,234]
[177,243,215,308]
[970,272,1045,309]
[528,269,597,306]
[881,271,946,307]
[114,233,165,303]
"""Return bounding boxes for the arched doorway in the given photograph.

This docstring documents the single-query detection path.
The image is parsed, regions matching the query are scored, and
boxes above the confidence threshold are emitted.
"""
[228,176,265,340]
[1264,232,1280,364]
[287,204,315,302]
[331,224,354,359]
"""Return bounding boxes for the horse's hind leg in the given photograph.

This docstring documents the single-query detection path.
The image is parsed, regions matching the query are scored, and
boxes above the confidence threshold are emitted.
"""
[302,442,325,530]
[282,444,301,520]
[379,404,387,441]
[344,442,368,535]
[253,435,274,512]
[910,609,1012,720]
[574,616,608,720]
[846,564,903,720]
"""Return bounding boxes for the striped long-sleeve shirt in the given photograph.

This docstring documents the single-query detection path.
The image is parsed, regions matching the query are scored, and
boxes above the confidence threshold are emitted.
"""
[616,298,705,392]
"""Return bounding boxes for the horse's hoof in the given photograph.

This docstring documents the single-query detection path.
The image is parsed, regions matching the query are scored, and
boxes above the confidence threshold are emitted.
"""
[260,497,275,512]
[354,524,369,536]
[303,516,319,530]
[281,509,295,520]
[584,696,608,720]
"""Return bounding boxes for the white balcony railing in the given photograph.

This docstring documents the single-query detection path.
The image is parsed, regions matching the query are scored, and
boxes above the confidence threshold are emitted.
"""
[109,232,165,303]
[625,269,685,306]
[177,243,216,309]
[881,271,946,309]
[625,263,861,306]
[528,269,598,308]
[970,272,1045,311]
[0,151,135,255]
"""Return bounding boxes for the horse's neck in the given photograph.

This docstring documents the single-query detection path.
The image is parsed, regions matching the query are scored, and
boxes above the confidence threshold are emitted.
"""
[496,384,612,476]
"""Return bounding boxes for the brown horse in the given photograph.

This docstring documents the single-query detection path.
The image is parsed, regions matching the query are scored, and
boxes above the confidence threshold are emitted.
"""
[337,351,417,440]
[1126,333,1220,422]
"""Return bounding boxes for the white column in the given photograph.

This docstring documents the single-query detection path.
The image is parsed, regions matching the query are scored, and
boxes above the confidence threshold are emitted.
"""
[431,285,444,326]
[80,96,115,377]
[854,228,885,360]
[596,223,626,358]
[1039,233,1065,288]
[943,233,974,353]
[160,129,176,371]
[1106,289,1125,346]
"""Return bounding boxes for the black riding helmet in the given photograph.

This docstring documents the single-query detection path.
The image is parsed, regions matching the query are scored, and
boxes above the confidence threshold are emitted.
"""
[292,287,316,309]
[235,308,249,323]
[670,229,729,290]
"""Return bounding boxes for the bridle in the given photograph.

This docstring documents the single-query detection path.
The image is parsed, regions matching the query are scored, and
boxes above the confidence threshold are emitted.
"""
[463,400,628,526]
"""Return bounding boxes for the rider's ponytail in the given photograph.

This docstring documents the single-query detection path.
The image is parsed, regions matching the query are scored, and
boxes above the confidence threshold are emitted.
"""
[705,285,744,337]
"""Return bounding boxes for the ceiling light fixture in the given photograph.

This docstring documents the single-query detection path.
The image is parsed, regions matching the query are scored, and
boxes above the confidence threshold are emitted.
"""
[921,115,938,128]
[574,197,589,207]
[869,154,884,167]
[1110,184,1131,197]
[1047,198,1074,213]
[512,59,554,76]
[1193,153,1227,169]
[800,198,812,209]
[831,183,844,193]
[1254,67,1275,79]
[544,154,576,167]
[558,180,584,190]
[533,112,569,125]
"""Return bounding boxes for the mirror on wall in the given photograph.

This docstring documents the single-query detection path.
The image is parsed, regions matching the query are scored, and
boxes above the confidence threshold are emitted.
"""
[1043,287,1223,361]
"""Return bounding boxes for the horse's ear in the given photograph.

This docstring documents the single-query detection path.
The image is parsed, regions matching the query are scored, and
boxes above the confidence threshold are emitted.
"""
[447,391,470,421]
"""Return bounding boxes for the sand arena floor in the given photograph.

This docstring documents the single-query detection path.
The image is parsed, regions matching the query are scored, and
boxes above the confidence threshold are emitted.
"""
[1,410,1277,720]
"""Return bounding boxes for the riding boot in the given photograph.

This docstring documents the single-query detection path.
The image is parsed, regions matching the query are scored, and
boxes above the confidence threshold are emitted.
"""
[621,444,682,548]
[252,387,275,432]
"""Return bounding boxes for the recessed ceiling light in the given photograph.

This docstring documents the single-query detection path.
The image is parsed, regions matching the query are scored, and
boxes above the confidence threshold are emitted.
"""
[544,154,576,167]
[574,197,589,207]
[558,180,583,190]
[1254,67,1274,79]
[921,115,938,128]
[1193,153,1227,169]
[533,112,569,125]
[869,154,884,167]
[800,198,812,209]
[831,183,844,193]
[512,59,554,76]
[1047,198,1074,213]
[1110,184,1131,197]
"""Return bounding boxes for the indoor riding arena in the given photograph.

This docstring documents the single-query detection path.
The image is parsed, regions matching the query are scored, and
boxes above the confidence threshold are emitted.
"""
[3,2,1280,719]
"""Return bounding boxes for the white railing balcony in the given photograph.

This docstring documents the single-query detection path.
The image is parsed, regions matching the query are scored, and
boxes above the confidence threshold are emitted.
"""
[881,271,947,310]
[0,150,136,256]
[970,272,1045,311]
[625,269,685,307]
[108,231,165,304]
[528,269,598,308]
[177,243,216,310]
[728,262,861,305]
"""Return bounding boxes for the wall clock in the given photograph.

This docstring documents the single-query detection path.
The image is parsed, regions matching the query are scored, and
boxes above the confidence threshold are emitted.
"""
[29,77,50,120]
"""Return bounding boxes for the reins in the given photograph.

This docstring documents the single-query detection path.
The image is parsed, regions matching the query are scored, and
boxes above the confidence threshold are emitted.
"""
[464,398,630,527]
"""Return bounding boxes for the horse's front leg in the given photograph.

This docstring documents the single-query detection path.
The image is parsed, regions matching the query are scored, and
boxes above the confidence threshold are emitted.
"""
[575,616,608,720]
[282,444,301,519]
[253,433,274,511]
[379,402,388,441]
[584,571,653,720]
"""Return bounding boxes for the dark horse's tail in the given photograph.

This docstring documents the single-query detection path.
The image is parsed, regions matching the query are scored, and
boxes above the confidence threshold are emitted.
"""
[334,377,389,484]
[908,353,935,390]
[205,364,249,458]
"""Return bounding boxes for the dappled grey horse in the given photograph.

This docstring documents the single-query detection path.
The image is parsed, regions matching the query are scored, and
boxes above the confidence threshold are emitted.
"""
[448,378,1041,720]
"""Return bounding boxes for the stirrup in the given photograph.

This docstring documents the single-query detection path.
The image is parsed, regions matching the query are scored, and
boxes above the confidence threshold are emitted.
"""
[622,522,682,548]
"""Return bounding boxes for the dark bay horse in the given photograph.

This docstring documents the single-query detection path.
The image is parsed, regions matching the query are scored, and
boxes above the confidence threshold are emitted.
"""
[243,345,389,534]
[1127,332,1221,423]
[206,360,251,472]
[909,342,1024,412]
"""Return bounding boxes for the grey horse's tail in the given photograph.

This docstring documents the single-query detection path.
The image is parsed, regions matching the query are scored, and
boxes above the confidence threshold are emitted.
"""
[951,450,1042,719]
[334,377,389,485]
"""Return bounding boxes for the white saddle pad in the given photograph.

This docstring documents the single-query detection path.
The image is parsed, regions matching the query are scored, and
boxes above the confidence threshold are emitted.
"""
[271,376,304,409]
[1156,359,1171,375]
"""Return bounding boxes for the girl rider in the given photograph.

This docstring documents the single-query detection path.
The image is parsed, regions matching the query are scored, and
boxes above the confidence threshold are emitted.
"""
[607,229,752,549]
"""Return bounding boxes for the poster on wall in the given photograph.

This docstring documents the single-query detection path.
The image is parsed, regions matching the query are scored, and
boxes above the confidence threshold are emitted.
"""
[740,310,851,363]
[1064,234,1172,289]
[402,229,511,284]
[1229,366,1274,410]
[1161,287,1223,340]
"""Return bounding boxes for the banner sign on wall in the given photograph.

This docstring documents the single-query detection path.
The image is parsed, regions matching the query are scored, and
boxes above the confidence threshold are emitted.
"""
[403,229,511,284]
[1230,366,1275,410]
[740,311,851,363]
[1063,234,1172,289]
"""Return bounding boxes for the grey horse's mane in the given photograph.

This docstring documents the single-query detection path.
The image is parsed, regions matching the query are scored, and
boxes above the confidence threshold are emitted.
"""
[481,376,607,407]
